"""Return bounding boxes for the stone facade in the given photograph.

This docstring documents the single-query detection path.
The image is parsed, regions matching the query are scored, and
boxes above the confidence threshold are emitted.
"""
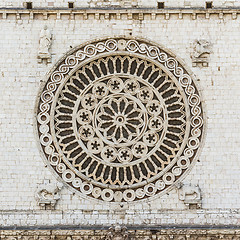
[0,0,240,238]
[2,0,240,8]
[1,229,240,240]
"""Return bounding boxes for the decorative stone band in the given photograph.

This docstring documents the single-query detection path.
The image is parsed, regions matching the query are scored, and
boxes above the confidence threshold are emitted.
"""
[0,9,239,20]
[1,229,240,239]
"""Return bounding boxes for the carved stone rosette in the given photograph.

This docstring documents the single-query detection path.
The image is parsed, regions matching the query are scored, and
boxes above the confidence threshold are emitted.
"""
[35,37,204,203]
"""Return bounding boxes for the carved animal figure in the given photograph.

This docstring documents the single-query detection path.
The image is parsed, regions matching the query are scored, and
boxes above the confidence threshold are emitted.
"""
[36,182,63,203]
[178,183,201,201]
[192,40,211,58]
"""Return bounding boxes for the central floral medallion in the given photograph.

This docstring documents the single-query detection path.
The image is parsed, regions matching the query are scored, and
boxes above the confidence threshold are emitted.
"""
[73,75,166,167]
[96,94,145,146]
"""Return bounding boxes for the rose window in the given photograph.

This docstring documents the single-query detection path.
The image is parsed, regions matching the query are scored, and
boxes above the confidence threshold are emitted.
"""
[36,38,204,203]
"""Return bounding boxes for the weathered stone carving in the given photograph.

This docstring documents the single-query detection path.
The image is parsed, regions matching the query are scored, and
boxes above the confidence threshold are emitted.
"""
[1,229,240,239]
[105,225,129,240]
[38,25,52,63]
[88,0,138,8]
[177,183,202,209]
[191,39,211,67]
[36,180,63,210]
[35,37,204,203]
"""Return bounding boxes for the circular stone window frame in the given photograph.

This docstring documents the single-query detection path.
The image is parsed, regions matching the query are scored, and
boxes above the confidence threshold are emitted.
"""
[34,36,206,204]
[50,53,188,173]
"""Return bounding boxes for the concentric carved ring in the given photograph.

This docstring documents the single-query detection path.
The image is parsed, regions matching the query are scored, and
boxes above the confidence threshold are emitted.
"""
[36,37,204,203]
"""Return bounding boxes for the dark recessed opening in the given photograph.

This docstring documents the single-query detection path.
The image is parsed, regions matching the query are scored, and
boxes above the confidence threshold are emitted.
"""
[158,2,164,9]
[26,2,32,9]
[206,1,213,8]
[68,2,74,8]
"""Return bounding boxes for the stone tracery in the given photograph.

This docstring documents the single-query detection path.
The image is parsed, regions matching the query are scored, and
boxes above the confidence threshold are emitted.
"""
[36,37,204,203]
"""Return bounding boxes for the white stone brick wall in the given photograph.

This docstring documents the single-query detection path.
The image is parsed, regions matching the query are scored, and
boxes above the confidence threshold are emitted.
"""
[0,9,240,227]
[1,0,240,8]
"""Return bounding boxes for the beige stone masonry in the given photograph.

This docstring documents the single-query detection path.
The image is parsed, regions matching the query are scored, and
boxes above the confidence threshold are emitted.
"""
[1,229,240,239]
[0,0,240,229]
[0,9,239,20]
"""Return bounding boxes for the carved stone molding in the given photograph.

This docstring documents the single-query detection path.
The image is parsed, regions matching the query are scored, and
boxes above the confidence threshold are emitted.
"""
[1,229,240,240]
[105,225,129,240]
[88,0,138,8]
[0,9,239,21]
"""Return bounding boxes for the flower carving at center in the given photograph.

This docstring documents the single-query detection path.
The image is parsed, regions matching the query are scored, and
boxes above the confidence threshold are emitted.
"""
[96,96,146,145]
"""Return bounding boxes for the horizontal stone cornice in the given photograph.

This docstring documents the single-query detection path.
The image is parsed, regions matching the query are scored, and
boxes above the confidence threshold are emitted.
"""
[0,8,239,20]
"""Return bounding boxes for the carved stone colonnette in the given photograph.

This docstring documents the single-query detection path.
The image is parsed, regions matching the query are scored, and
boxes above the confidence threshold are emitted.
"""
[1,229,240,240]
